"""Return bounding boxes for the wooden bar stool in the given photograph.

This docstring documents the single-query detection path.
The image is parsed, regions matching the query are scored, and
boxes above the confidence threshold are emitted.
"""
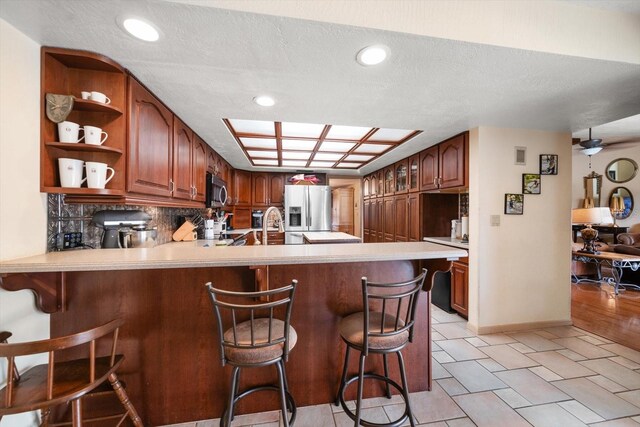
[334,269,427,427]
[205,280,298,427]
[0,319,143,427]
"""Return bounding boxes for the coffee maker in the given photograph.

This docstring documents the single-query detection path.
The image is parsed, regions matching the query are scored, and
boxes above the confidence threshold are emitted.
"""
[92,210,151,248]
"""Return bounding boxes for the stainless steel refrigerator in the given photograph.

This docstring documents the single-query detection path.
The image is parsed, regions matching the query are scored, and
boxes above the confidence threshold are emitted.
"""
[284,185,332,244]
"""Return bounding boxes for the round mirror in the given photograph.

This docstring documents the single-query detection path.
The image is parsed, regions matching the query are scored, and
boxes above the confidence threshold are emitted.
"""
[605,158,638,183]
[609,187,634,219]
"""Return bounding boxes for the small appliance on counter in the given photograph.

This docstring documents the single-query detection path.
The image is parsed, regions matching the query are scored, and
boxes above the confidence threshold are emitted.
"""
[92,210,154,249]
[251,210,264,228]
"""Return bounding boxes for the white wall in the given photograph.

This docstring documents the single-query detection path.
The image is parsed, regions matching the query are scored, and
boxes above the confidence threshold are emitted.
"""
[468,127,572,332]
[0,18,48,427]
[572,145,640,232]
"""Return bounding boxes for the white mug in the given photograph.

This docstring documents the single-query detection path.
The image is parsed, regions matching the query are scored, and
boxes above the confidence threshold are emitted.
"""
[85,161,115,189]
[90,91,111,104]
[58,121,84,143]
[58,158,85,188]
[80,91,91,100]
[84,125,108,145]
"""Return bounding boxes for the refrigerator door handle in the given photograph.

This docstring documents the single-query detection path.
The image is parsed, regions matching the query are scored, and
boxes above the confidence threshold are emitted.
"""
[307,190,312,226]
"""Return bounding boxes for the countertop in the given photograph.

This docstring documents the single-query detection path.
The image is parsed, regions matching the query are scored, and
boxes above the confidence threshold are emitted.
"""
[0,242,467,273]
[423,237,470,250]
[302,232,361,244]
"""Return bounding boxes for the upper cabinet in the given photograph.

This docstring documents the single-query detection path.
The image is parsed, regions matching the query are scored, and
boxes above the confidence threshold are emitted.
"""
[384,166,395,196]
[408,154,420,193]
[41,47,127,196]
[363,176,370,199]
[395,159,408,194]
[232,169,252,206]
[192,135,207,202]
[252,172,285,206]
[172,116,195,201]
[420,132,467,192]
[127,77,173,198]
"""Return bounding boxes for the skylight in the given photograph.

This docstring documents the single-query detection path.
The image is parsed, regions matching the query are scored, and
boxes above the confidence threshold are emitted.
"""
[224,119,421,170]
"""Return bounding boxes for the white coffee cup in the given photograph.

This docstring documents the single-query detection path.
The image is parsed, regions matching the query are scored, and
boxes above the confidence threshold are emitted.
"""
[58,158,86,188]
[80,91,91,100]
[84,125,108,145]
[90,91,111,104]
[85,161,115,189]
[58,121,84,143]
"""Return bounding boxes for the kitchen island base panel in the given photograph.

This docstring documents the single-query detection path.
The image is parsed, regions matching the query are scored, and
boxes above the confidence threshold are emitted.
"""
[49,261,432,426]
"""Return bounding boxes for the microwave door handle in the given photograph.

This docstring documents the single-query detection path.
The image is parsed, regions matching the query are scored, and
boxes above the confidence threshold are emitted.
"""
[221,185,228,206]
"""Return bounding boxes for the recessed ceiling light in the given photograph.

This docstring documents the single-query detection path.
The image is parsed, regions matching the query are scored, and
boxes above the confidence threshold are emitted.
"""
[122,18,160,42]
[253,96,275,107]
[356,45,389,66]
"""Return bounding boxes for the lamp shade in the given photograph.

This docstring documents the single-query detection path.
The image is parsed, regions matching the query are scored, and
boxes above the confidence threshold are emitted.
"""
[572,208,606,224]
[597,207,614,225]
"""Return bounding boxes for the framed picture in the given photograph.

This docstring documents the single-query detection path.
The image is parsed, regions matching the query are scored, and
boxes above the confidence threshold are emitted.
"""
[505,194,524,215]
[522,173,541,194]
[540,154,558,175]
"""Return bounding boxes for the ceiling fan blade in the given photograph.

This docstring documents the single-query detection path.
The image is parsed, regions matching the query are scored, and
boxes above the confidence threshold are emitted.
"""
[602,141,640,150]
[572,138,582,145]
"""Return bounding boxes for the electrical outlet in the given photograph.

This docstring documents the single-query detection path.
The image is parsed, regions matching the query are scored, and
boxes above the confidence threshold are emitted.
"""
[490,215,500,226]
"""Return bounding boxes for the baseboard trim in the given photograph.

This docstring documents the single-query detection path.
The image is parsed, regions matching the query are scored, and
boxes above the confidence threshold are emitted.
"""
[471,319,573,335]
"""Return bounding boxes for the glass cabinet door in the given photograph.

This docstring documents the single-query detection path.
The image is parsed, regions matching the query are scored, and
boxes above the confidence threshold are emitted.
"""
[385,168,394,195]
[409,154,419,192]
[396,163,407,192]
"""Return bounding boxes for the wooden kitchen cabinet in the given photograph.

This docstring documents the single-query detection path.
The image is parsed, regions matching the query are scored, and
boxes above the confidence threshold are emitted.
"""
[393,195,408,242]
[420,145,439,191]
[407,192,420,242]
[376,198,384,241]
[395,159,408,194]
[439,133,467,189]
[451,258,469,317]
[233,206,252,229]
[172,116,194,201]
[232,169,252,206]
[192,135,207,202]
[268,173,285,206]
[252,172,269,206]
[252,172,284,206]
[383,197,395,242]
[376,170,384,198]
[384,167,395,196]
[206,147,217,174]
[363,176,370,199]
[363,199,371,242]
[41,47,127,196]
[420,132,467,191]
[128,77,174,198]
[408,154,420,193]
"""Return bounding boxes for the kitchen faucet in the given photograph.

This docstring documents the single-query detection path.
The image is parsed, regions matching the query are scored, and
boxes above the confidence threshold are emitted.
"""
[262,206,285,245]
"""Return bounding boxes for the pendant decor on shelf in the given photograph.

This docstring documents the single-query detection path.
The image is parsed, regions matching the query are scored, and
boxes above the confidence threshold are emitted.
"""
[45,94,74,123]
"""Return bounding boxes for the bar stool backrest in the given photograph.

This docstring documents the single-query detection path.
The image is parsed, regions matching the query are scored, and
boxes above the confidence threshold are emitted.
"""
[0,318,123,412]
[361,269,427,354]
[205,281,298,366]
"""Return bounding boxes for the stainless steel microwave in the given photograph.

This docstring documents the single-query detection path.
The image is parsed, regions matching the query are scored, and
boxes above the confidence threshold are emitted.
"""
[206,172,228,208]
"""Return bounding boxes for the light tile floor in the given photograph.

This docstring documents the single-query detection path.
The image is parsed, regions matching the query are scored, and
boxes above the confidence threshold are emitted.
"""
[162,305,640,427]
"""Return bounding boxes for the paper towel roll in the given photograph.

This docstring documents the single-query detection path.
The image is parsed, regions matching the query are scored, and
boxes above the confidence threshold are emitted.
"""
[461,216,469,238]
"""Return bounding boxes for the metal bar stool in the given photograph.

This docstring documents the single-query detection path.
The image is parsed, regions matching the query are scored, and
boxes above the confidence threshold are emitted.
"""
[0,319,143,427]
[206,280,298,427]
[335,269,427,427]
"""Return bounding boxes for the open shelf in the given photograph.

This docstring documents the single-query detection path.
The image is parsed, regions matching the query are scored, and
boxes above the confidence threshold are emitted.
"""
[46,48,124,73]
[73,99,123,114]
[45,141,123,155]
[42,186,125,196]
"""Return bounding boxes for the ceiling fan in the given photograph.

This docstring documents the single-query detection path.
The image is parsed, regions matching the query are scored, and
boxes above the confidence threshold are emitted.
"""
[572,128,639,156]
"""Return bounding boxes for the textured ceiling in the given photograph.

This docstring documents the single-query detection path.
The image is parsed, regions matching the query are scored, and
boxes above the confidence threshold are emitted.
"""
[1,0,639,175]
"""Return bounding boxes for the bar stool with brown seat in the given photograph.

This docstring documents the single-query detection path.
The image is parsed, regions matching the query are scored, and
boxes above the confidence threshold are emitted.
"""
[0,318,143,427]
[335,269,427,427]
[206,280,298,427]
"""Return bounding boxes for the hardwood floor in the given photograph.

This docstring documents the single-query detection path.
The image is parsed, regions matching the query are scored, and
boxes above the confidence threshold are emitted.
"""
[571,281,640,351]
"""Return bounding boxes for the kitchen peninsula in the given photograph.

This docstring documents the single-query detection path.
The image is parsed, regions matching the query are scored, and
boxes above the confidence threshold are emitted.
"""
[0,241,466,426]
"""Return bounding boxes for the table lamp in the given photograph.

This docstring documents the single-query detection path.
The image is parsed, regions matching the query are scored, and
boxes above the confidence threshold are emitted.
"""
[571,208,603,254]
[610,195,625,226]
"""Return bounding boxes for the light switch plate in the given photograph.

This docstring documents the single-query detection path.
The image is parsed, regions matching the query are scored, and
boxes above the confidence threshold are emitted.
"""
[490,215,500,226]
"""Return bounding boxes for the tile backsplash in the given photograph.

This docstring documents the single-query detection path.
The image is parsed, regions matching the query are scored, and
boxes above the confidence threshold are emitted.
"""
[47,194,203,251]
